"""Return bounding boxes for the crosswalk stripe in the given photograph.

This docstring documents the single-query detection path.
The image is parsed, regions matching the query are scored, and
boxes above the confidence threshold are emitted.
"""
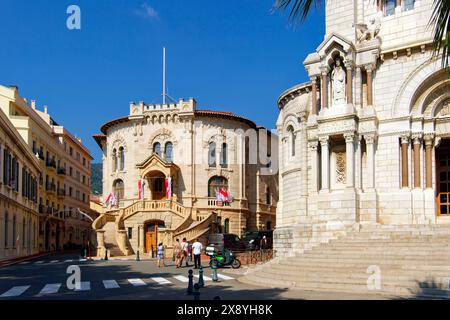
[128,279,146,286]
[74,281,90,291]
[217,274,234,280]
[64,260,74,263]
[34,261,44,264]
[0,286,31,298]
[173,275,189,283]
[151,277,172,285]
[50,260,59,264]
[19,261,30,265]
[39,283,61,295]
[103,280,120,289]
[79,259,87,262]
[195,275,212,281]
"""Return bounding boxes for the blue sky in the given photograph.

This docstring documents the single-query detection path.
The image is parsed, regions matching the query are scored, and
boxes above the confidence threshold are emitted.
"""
[0,0,325,162]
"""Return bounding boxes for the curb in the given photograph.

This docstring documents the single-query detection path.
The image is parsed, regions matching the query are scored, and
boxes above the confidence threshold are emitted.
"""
[0,252,56,268]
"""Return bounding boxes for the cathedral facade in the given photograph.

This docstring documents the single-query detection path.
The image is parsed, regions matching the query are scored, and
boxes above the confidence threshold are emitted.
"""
[274,0,449,256]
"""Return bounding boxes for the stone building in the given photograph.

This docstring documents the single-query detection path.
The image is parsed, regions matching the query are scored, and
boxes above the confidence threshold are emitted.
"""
[0,107,40,261]
[240,0,450,296]
[0,85,96,254]
[93,98,278,257]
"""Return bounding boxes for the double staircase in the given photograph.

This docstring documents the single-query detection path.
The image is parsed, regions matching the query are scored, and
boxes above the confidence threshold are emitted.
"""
[239,224,450,298]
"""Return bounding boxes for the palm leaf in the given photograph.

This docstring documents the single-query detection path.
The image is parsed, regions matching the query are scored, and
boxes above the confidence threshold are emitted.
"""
[430,0,449,68]
[272,0,320,24]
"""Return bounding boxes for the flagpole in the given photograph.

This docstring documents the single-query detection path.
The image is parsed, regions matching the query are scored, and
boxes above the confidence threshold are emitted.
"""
[162,47,166,105]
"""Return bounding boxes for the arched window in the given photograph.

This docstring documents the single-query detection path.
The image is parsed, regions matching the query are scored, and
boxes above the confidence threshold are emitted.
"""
[112,148,117,172]
[224,218,230,234]
[12,214,16,248]
[153,142,161,156]
[113,179,124,200]
[287,126,295,157]
[208,142,216,167]
[119,147,125,171]
[220,143,228,167]
[266,221,272,230]
[165,142,173,163]
[208,176,228,197]
[4,211,8,247]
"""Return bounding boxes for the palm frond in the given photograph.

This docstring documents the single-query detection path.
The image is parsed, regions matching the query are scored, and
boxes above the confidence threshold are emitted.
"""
[272,0,320,25]
[430,0,449,68]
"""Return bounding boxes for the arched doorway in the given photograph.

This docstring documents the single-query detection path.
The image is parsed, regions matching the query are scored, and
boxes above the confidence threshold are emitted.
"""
[144,220,165,254]
[436,139,450,216]
[146,171,166,200]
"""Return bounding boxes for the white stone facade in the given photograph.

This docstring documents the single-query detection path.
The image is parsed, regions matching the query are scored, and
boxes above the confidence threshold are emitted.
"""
[275,0,449,256]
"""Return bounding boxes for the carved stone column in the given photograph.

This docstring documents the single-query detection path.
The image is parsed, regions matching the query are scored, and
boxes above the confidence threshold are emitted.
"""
[309,141,319,192]
[424,134,434,189]
[345,62,353,104]
[401,135,410,188]
[344,133,355,188]
[320,136,330,191]
[355,135,362,189]
[413,134,422,189]
[365,65,373,106]
[310,77,318,115]
[320,67,329,110]
[366,135,376,189]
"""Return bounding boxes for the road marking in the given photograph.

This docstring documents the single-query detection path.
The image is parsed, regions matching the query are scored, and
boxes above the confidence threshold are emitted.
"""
[0,286,31,298]
[103,280,120,289]
[39,283,61,295]
[128,279,146,286]
[64,260,74,263]
[173,275,189,283]
[34,261,44,264]
[74,281,90,291]
[79,259,87,262]
[151,277,172,285]
[19,261,30,265]
[49,260,59,264]
[217,274,234,280]
[195,274,212,281]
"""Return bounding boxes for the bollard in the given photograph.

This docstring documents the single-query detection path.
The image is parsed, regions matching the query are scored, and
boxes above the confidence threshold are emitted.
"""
[198,266,205,288]
[104,249,108,261]
[193,283,200,301]
[211,263,219,282]
[187,269,194,295]
[136,250,140,261]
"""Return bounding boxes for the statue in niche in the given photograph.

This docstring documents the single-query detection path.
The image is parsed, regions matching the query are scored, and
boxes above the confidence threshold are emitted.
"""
[331,57,346,105]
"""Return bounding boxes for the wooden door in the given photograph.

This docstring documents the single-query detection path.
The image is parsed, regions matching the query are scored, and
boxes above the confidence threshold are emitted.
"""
[437,151,450,216]
[145,224,158,253]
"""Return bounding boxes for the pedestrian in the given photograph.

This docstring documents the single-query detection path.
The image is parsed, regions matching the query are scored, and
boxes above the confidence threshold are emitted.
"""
[260,236,268,262]
[188,243,193,262]
[192,238,203,269]
[174,238,181,268]
[180,238,189,267]
[157,242,166,267]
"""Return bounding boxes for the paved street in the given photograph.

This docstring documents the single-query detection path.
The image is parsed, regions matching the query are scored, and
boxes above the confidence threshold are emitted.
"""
[0,253,399,300]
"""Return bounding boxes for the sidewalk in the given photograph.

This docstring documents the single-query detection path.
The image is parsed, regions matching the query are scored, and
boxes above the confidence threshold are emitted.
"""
[0,252,53,268]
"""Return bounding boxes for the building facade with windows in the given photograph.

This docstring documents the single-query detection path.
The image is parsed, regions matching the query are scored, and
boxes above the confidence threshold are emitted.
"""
[93,98,278,257]
[0,107,40,261]
[274,0,450,256]
[0,85,96,254]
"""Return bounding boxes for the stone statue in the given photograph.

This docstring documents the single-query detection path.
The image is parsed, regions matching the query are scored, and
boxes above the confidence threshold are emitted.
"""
[357,17,381,43]
[331,57,346,105]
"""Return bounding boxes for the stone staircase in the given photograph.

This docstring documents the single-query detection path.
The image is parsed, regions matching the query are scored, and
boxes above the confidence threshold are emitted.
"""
[103,221,124,257]
[239,224,450,298]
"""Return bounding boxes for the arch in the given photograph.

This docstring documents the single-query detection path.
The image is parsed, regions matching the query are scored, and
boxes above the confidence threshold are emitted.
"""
[287,125,296,157]
[208,142,216,167]
[112,148,117,172]
[220,143,228,167]
[119,146,125,171]
[113,179,124,200]
[153,142,161,156]
[393,59,444,116]
[208,176,228,198]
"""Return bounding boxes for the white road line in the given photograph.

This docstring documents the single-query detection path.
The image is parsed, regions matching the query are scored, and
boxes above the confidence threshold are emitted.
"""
[34,261,44,264]
[217,274,234,280]
[173,275,189,283]
[64,260,74,263]
[103,280,120,289]
[49,260,59,264]
[79,259,87,262]
[19,261,30,265]
[151,277,172,285]
[195,275,212,281]
[39,283,61,295]
[74,281,90,291]
[0,286,31,298]
[128,279,146,286]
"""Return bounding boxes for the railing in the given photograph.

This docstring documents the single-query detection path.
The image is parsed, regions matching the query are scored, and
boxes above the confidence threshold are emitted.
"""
[257,203,276,214]
[45,182,56,193]
[57,188,66,197]
[57,167,66,175]
[196,197,245,209]
[174,212,214,241]
[46,159,56,169]
[238,249,274,265]
[122,200,187,220]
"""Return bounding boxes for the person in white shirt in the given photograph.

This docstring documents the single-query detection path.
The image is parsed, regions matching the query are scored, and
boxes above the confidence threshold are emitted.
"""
[192,239,203,269]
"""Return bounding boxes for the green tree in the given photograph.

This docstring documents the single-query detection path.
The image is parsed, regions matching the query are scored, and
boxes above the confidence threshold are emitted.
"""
[273,0,449,67]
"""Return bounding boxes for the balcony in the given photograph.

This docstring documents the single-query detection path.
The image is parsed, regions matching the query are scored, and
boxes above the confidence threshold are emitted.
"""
[45,182,56,193]
[37,151,45,161]
[57,188,66,198]
[57,167,66,175]
[46,158,57,169]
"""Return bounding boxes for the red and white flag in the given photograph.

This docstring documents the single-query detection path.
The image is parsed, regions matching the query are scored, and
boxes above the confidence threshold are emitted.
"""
[165,176,172,200]
[216,188,233,203]
[138,179,145,200]
[105,192,113,205]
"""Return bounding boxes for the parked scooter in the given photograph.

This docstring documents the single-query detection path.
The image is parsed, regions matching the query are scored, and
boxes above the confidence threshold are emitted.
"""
[207,245,241,269]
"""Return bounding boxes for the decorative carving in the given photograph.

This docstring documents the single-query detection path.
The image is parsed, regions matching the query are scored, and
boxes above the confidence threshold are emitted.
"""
[356,16,381,43]
[335,152,346,184]
[331,57,346,105]
[400,135,410,145]
[437,99,450,117]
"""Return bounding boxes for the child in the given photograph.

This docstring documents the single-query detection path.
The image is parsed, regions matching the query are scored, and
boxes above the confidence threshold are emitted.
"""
[157,242,166,267]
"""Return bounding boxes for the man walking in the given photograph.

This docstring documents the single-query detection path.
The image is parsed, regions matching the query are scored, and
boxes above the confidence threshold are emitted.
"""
[192,239,203,269]
[180,238,189,267]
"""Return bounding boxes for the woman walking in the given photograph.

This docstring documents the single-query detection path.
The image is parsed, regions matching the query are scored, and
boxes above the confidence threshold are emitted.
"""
[157,242,166,267]
[174,238,181,268]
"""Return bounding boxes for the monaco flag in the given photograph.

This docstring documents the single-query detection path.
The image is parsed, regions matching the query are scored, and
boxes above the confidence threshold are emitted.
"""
[165,176,172,200]
[217,188,233,203]
[138,179,145,200]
